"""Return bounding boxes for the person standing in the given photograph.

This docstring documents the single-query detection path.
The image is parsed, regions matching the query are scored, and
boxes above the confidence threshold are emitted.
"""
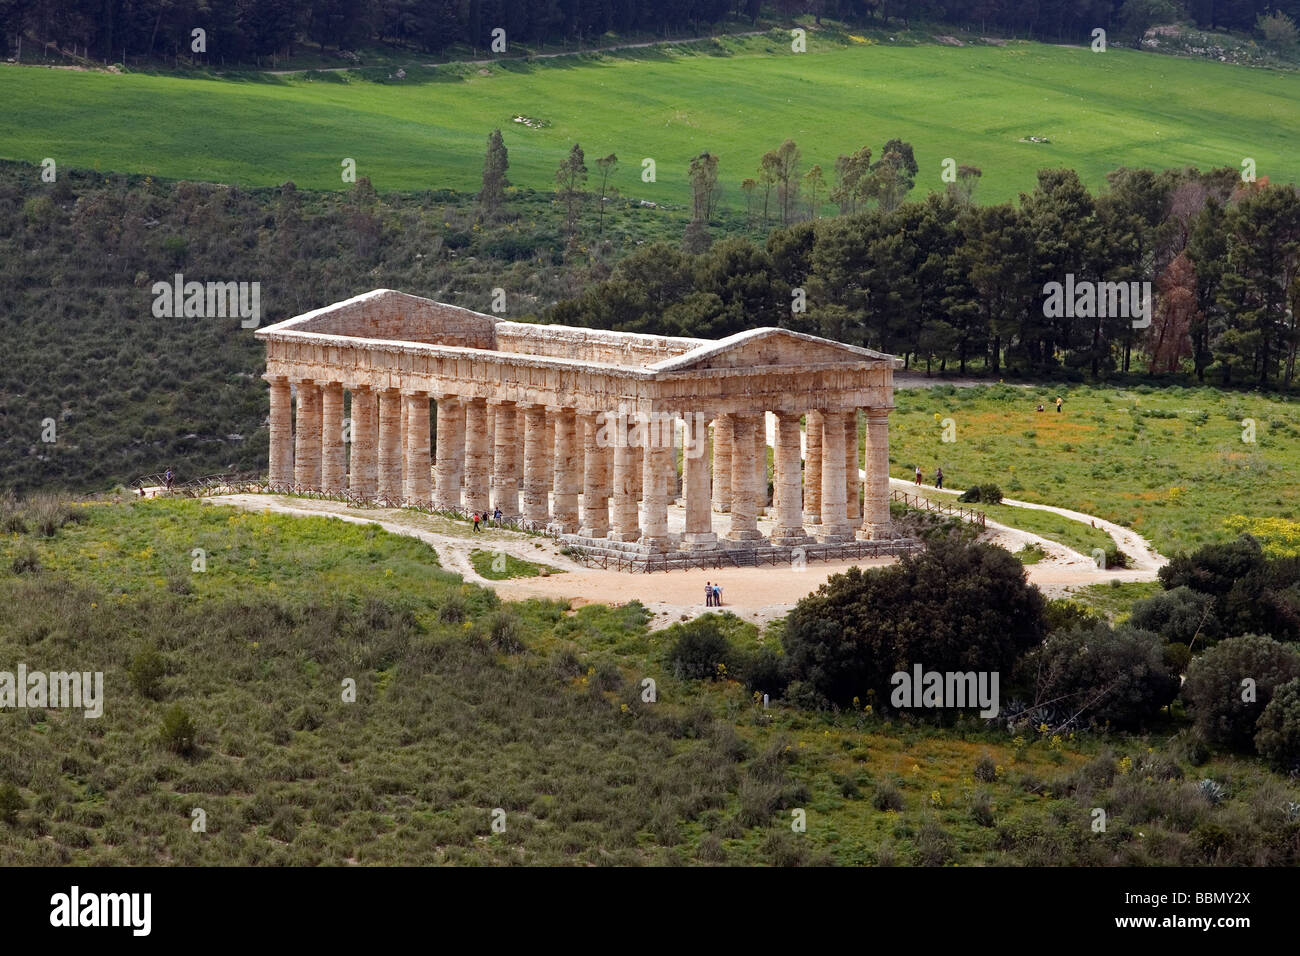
[915,465,923,485]
[1055,396,1063,413]
[704,581,714,607]
[472,511,481,532]
[934,467,944,490]
[713,583,722,606]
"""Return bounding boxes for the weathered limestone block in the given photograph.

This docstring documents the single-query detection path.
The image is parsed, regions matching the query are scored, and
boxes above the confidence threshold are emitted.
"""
[403,392,432,504]
[348,386,377,497]
[771,411,812,544]
[804,410,822,525]
[579,412,610,537]
[817,410,853,542]
[522,405,550,523]
[376,389,403,500]
[434,397,464,510]
[611,431,640,542]
[639,432,671,551]
[267,377,293,487]
[858,407,894,540]
[294,381,322,490]
[463,398,491,515]
[711,415,732,513]
[845,411,860,521]
[725,413,762,542]
[321,382,346,494]
[682,414,716,549]
[492,401,519,516]
[551,407,580,534]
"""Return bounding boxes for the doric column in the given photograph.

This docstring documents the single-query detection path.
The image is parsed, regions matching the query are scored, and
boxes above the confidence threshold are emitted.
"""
[434,396,463,510]
[725,413,762,543]
[492,401,519,516]
[804,410,823,524]
[402,392,432,505]
[845,410,861,521]
[858,407,894,540]
[817,410,853,542]
[631,442,643,499]
[639,421,671,551]
[754,415,769,514]
[712,415,732,513]
[550,406,580,533]
[321,382,345,494]
[267,377,293,487]
[463,398,490,515]
[521,405,550,524]
[513,407,524,502]
[611,418,640,542]
[294,380,322,490]
[682,413,716,549]
[349,386,377,497]
[376,389,403,500]
[400,392,409,466]
[579,412,610,537]
[772,411,811,543]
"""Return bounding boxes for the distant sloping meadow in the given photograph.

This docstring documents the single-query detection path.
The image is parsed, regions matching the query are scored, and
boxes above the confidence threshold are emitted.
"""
[3,33,1298,204]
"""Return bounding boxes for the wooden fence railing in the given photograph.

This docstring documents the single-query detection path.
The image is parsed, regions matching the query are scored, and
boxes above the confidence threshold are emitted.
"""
[891,489,986,528]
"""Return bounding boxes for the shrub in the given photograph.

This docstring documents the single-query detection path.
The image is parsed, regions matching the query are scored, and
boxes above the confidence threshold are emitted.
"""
[159,704,198,756]
[958,483,1003,504]
[487,610,525,654]
[1254,677,1300,773]
[1016,622,1180,731]
[128,648,167,699]
[1130,586,1222,648]
[0,783,24,825]
[974,753,998,782]
[10,544,40,574]
[873,782,904,812]
[782,539,1046,709]
[1182,635,1300,752]
[438,592,467,624]
[666,616,734,681]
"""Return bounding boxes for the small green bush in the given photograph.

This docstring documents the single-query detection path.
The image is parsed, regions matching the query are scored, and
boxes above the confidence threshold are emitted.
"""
[159,704,198,756]
[667,616,734,681]
[128,648,167,699]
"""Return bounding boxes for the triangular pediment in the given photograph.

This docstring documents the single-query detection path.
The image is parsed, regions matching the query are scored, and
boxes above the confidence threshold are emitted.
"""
[648,327,901,373]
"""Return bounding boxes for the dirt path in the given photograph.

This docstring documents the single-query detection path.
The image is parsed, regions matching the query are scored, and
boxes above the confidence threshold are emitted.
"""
[204,487,1163,629]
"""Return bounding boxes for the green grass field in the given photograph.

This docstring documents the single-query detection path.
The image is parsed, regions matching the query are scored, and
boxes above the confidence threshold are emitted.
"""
[4,31,1298,204]
[890,383,1300,556]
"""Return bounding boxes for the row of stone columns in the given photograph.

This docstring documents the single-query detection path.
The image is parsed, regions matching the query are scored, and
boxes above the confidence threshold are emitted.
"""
[268,378,892,545]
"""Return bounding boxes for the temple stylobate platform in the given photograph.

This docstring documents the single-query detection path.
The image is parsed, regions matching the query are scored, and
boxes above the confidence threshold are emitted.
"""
[256,289,913,560]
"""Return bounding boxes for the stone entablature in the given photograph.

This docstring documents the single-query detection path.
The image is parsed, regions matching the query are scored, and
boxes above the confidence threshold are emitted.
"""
[256,289,903,553]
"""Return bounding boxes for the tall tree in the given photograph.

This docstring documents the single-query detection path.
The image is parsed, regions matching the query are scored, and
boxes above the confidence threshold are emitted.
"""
[595,153,618,235]
[478,128,510,220]
[555,142,588,242]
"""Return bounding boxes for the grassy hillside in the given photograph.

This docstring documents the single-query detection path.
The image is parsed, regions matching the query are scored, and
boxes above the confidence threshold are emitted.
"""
[890,383,1300,556]
[2,497,1297,866]
[4,31,1299,204]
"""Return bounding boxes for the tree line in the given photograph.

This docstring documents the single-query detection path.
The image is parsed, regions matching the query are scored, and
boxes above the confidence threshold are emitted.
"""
[547,162,1300,388]
[5,0,1299,64]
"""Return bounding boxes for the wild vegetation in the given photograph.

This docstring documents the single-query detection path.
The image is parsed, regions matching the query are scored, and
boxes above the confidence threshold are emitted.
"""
[2,498,1298,865]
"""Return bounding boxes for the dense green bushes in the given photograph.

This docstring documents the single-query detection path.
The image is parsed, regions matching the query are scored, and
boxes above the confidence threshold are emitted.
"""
[781,539,1045,711]
[1182,635,1300,752]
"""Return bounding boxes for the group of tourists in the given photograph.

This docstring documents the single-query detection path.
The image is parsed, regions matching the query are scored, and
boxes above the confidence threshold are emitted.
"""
[704,581,724,607]
[470,507,504,532]
[914,465,944,489]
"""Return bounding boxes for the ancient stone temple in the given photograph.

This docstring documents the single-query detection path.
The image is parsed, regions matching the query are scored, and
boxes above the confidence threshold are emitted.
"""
[256,289,911,562]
